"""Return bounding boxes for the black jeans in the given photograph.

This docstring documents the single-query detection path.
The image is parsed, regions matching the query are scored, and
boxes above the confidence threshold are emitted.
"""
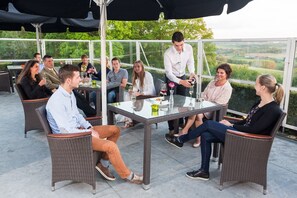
[165,75,187,131]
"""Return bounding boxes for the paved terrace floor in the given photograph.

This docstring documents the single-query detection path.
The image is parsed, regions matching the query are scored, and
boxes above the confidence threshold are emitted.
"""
[0,91,297,198]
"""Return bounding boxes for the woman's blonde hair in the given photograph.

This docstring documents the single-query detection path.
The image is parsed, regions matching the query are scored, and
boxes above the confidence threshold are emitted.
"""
[258,74,284,104]
[132,60,145,88]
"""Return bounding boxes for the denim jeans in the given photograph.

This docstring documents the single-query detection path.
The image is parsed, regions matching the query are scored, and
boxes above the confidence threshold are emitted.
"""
[178,120,237,172]
[108,90,116,103]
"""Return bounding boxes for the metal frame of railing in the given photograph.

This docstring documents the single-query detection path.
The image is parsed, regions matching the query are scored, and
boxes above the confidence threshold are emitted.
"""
[0,37,296,131]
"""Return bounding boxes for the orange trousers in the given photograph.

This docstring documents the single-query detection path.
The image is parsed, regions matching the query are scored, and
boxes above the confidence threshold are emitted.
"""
[92,125,131,179]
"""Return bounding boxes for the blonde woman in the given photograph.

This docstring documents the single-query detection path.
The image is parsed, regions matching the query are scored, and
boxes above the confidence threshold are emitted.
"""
[131,60,156,97]
[166,74,284,180]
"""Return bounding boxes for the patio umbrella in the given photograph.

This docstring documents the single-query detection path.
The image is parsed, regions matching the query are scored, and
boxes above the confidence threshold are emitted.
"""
[0,3,100,52]
[6,0,254,124]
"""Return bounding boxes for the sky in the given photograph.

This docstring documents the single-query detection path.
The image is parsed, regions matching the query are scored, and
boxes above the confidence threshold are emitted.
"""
[204,0,297,39]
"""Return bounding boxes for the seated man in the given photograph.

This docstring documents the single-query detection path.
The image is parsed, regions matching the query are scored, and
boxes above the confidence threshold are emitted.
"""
[41,54,96,117]
[46,64,142,184]
[106,57,128,103]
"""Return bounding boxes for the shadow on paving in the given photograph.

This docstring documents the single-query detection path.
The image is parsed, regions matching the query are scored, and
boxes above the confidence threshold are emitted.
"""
[0,91,297,198]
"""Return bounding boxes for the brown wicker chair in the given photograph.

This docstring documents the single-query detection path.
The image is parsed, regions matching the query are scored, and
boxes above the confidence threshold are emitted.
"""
[15,83,48,137]
[0,71,11,93]
[35,105,101,194]
[219,111,286,195]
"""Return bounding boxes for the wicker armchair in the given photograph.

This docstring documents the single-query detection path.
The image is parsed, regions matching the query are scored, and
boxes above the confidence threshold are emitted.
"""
[15,83,48,137]
[35,105,101,194]
[219,111,286,194]
[0,71,11,93]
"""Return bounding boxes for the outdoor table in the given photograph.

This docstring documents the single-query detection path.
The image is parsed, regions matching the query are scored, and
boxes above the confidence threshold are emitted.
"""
[107,95,223,190]
[7,65,22,92]
[76,81,123,116]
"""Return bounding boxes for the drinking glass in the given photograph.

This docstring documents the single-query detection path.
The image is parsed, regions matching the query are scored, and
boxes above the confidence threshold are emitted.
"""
[189,86,194,105]
[189,86,194,98]
[198,92,205,102]
[160,82,167,97]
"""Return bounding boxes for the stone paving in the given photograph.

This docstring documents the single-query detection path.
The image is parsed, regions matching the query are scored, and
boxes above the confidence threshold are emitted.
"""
[0,91,297,198]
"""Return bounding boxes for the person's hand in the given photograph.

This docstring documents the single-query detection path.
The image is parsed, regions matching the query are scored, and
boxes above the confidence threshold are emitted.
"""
[179,79,192,88]
[135,91,141,96]
[90,128,100,139]
[189,73,197,80]
[220,119,232,127]
[39,78,46,86]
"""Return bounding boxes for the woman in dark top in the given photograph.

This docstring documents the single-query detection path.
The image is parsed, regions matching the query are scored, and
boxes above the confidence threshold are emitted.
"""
[165,74,284,180]
[17,60,52,99]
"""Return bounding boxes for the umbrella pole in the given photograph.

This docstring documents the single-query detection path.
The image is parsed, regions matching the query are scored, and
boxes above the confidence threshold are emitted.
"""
[100,0,107,125]
[33,24,41,53]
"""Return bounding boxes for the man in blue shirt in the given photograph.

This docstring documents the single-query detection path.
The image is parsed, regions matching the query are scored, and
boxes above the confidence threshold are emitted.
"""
[46,64,142,184]
[106,57,128,103]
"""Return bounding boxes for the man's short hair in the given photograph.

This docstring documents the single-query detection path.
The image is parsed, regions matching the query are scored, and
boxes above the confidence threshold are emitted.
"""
[33,52,40,58]
[58,64,80,84]
[172,31,184,43]
[43,55,52,61]
[111,57,121,63]
[81,54,88,59]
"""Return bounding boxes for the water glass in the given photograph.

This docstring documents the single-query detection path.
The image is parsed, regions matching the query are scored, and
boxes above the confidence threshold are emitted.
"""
[151,104,159,116]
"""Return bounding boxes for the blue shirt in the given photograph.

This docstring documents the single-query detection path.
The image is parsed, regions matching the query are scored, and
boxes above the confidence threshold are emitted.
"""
[107,68,128,83]
[46,85,91,134]
[38,63,44,72]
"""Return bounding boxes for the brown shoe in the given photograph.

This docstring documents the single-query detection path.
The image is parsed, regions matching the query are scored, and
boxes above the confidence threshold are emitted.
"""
[96,162,116,181]
[127,173,143,184]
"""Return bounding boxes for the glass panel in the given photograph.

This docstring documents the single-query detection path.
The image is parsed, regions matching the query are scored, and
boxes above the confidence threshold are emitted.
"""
[0,40,36,60]
[109,95,218,120]
[45,40,89,60]
[202,40,287,114]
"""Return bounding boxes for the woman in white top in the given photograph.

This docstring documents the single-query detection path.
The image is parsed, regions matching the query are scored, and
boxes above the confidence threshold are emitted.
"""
[131,60,156,97]
[178,63,233,147]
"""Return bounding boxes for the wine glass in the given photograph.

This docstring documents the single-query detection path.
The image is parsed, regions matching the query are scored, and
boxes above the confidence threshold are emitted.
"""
[189,86,194,105]
[189,86,194,98]
[160,82,167,97]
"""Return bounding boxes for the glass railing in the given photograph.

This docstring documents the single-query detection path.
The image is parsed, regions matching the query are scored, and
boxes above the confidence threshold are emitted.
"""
[0,38,296,132]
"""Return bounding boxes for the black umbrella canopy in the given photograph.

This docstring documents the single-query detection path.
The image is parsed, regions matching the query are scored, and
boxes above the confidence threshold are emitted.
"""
[10,0,253,20]
[0,3,99,33]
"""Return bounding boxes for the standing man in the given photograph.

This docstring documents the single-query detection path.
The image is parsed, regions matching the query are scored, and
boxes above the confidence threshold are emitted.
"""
[106,57,128,103]
[33,52,44,72]
[164,31,196,137]
[41,55,96,117]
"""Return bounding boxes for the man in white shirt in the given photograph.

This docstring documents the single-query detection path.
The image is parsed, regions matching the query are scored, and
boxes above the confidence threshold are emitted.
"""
[164,31,196,137]
[46,64,142,184]
[33,52,44,72]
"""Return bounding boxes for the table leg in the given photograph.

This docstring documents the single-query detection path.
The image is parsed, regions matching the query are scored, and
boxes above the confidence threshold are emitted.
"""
[97,90,101,116]
[8,71,14,93]
[212,109,222,159]
[142,124,152,190]
[107,110,114,124]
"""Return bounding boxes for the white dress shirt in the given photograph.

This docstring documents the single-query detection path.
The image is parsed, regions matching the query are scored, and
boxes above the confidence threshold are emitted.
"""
[164,43,195,84]
[46,85,91,134]
[133,71,156,96]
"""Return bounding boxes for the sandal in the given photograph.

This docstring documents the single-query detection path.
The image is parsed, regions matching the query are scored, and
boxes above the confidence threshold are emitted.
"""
[124,121,134,128]
[127,173,143,184]
[174,130,187,137]
[192,138,201,148]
